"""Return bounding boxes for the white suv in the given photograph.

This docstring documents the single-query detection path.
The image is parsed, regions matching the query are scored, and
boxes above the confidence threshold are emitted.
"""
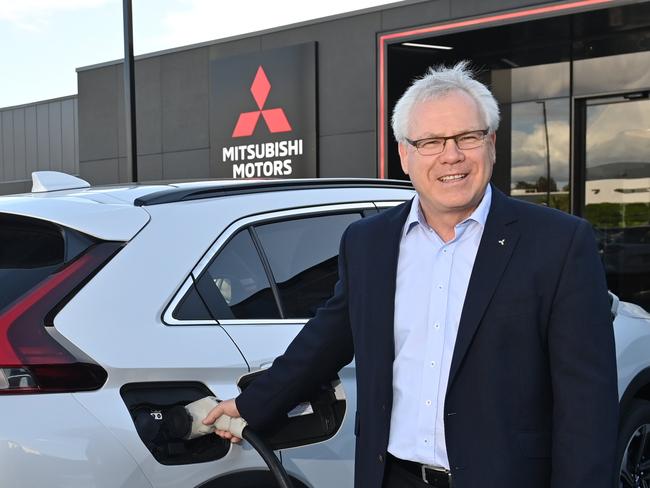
[1,172,649,488]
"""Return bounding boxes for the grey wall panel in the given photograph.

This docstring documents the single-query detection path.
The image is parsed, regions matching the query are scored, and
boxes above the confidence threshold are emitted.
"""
[209,146,221,178]
[116,64,126,159]
[138,153,163,181]
[13,109,27,180]
[61,99,76,175]
[73,98,79,171]
[319,131,377,177]
[78,65,119,162]
[135,56,162,156]
[451,0,549,18]
[208,36,261,61]
[118,157,128,182]
[2,111,14,180]
[162,148,209,180]
[0,180,30,196]
[25,106,38,177]
[0,114,3,180]
[0,97,77,184]
[261,13,382,137]
[161,48,209,152]
[37,104,50,170]
[80,158,119,185]
[381,0,450,31]
[48,102,63,172]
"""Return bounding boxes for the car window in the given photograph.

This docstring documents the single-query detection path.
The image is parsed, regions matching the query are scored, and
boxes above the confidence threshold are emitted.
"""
[0,213,93,313]
[197,229,280,320]
[255,212,362,318]
[172,283,211,320]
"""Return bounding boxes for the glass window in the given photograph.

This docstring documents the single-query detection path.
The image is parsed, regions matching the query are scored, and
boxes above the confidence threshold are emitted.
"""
[172,284,211,321]
[584,97,650,311]
[198,230,280,320]
[0,214,65,312]
[510,98,570,212]
[255,213,362,318]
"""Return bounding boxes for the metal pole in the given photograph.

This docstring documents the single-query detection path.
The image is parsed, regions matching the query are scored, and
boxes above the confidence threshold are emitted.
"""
[123,0,138,182]
[539,100,551,206]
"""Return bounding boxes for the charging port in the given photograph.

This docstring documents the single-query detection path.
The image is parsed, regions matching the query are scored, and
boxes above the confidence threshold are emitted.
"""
[120,382,229,465]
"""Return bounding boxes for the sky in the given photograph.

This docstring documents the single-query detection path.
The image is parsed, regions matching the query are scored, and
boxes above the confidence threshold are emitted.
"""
[0,0,401,109]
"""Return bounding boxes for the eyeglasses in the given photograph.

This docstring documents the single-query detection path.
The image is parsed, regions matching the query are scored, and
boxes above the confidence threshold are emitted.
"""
[405,129,490,156]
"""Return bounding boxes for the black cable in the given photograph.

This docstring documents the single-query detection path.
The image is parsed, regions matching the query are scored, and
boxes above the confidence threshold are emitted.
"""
[241,428,295,488]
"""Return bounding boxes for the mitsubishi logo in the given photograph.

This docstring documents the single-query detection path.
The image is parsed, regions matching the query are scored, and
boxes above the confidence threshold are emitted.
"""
[232,66,292,138]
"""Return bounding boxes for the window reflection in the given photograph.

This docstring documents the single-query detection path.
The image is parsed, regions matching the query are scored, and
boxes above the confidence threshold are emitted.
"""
[510,99,570,211]
[585,97,650,310]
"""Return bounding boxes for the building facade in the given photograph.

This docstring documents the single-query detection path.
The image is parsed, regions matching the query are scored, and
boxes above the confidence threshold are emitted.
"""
[1,0,649,310]
[0,96,78,195]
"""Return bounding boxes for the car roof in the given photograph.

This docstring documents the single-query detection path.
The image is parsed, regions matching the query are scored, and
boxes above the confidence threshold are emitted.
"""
[0,173,413,240]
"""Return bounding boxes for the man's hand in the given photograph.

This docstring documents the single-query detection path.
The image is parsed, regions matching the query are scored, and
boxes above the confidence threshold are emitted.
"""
[202,398,242,443]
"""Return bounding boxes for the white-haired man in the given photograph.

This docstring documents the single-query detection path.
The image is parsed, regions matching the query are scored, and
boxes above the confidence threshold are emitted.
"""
[204,62,618,488]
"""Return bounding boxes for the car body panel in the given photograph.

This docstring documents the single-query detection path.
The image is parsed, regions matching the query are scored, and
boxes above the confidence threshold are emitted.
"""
[613,299,650,398]
[0,194,150,241]
[0,394,153,488]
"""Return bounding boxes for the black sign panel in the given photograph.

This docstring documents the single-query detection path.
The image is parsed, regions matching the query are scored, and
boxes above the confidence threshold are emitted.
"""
[210,43,317,179]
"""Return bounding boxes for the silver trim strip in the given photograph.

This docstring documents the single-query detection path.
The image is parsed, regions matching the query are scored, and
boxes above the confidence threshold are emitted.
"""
[375,200,408,208]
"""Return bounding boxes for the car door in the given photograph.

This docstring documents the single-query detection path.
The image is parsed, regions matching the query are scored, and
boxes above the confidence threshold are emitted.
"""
[169,202,377,487]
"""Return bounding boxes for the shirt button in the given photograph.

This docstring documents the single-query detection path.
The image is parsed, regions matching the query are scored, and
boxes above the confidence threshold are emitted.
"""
[430,361,436,367]
[437,284,443,290]
[425,400,432,406]
[434,322,440,329]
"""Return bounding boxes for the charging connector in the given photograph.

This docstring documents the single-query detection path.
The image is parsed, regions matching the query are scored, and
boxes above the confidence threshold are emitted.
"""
[164,396,294,488]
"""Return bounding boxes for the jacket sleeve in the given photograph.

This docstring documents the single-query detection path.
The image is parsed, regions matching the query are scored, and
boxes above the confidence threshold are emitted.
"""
[548,218,619,488]
[235,227,354,430]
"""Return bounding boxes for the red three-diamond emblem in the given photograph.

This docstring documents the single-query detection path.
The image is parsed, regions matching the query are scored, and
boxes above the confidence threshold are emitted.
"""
[232,66,292,138]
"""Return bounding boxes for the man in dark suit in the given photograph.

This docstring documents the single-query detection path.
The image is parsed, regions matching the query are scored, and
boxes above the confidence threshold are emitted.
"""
[204,62,618,487]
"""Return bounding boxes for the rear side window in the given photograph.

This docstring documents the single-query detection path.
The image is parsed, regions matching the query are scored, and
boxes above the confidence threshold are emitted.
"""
[1,215,64,312]
[0,214,94,312]
[197,230,280,320]
[255,212,361,318]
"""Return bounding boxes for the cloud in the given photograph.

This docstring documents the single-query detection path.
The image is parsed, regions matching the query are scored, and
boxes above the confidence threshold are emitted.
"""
[0,0,115,30]
[510,120,571,184]
[586,102,650,166]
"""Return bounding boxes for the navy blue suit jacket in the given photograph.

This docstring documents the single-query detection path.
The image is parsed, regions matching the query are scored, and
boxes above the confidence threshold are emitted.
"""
[236,186,619,488]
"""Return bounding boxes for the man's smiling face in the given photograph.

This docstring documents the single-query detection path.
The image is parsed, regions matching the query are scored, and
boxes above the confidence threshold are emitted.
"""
[398,89,495,225]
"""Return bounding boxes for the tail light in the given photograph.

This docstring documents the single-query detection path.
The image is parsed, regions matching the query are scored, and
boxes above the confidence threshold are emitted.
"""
[0,242,122,394]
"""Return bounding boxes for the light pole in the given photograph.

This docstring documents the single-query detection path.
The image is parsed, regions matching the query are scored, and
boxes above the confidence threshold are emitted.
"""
[123,0,138,182]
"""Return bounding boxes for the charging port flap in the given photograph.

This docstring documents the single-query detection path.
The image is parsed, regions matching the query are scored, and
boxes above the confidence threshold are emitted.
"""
[238,371,346,450]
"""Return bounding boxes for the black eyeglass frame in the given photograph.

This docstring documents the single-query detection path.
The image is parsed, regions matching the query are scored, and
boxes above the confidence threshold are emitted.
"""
[405,129,490,155]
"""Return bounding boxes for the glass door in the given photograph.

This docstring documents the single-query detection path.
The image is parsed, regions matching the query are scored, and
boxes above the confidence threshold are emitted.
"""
[576,93,650,311]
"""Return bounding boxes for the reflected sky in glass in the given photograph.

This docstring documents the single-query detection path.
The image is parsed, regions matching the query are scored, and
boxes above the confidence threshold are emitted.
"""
[587,99,650,175]
[510,99,570,190]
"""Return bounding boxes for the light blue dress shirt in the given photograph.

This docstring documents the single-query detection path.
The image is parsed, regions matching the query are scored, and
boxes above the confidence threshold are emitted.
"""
[387,185,492,468]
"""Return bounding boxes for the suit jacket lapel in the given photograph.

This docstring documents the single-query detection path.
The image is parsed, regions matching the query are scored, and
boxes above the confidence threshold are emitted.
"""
[371,200,412,365]
[447,187,520,388]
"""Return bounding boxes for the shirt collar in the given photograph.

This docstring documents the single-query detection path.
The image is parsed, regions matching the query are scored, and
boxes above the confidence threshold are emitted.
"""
[404,183,492,237]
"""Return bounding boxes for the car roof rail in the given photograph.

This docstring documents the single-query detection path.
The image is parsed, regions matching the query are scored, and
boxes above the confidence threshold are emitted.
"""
[133,178,414,206]
[32,171,91,193]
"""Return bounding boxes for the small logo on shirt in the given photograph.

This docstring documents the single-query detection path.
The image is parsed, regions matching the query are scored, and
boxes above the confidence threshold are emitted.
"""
[498,239,506,246]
